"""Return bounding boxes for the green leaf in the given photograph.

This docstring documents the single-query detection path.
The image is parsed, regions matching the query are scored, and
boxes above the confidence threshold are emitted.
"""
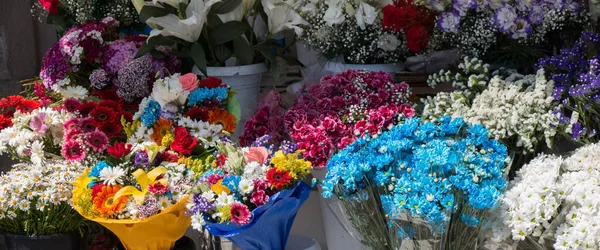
[135,35,176,58]
[191,42,207,76]
[257,44,276,62]
[214,45,233,64]
[210,0,242,14]
[206,14,223,29]
[233,37,253,65]
[226,92,241,122]
[209,21,249,45]
[139,6,170,23]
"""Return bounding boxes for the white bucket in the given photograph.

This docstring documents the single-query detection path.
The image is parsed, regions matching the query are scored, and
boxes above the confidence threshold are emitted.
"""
[286,235,322,250]
[192,63,268,138]
[295,42,321,67]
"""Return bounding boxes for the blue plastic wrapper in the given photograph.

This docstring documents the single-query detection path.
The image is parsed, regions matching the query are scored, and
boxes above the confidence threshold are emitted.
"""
[204,181,311,250]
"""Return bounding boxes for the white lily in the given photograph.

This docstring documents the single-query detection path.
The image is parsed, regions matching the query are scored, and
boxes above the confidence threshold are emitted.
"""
[217,0,256,23]
[146,0,217,42]
[262,0,308,36]
[355,1,377,30]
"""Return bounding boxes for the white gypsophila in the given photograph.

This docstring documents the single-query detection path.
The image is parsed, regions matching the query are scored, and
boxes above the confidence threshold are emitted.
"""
[491,155,563,242]
[423,68,557,153]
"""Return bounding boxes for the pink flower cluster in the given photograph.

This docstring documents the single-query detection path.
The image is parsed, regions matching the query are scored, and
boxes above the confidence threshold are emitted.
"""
[240,91,289,146]
[285,70,415,168]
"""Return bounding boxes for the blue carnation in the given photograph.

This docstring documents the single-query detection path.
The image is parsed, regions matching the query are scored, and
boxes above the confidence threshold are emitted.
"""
[141,100,161,127]
[89,161,110,177]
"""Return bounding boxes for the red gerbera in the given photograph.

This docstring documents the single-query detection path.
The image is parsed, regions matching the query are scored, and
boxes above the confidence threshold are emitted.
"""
[79,118,97,133]
[200,77,224,88]
[15,100,41,114]
[0,96,23,110]
[0,114,12,130]
[92,88,122,102]
[77,102,98,117]
[266,168,292,189]
[90,106,117,125]
[63,98,82,113]
[185,107,210,121]
[99,122,122,138]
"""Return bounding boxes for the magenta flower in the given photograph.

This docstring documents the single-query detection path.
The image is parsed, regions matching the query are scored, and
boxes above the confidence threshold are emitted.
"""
[61,140,86,162]
[29,113,49,134]
[230,203,252,225]
[85,129,109,151]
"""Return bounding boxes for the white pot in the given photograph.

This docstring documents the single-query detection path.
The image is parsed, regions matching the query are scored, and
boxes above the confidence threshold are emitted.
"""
[295,42,322,67]
[323,58,404,74]
[192,63,268,138]
[287,235,322,250]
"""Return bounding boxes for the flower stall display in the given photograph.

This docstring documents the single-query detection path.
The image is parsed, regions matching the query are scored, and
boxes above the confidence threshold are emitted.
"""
[39,19,180,103]
[421,0,588,69]
[0,160,87,250]
[0,95,43,130]
[423,57,557,174]
[286,70,414,168]
[295,0,437,65]
[488,142,600,250]
[239,91,289,146]
[32,0,140,34]
[70,73,238,250]
[537,32,600,144]
[187,135,312,250]
[321,116,510,249]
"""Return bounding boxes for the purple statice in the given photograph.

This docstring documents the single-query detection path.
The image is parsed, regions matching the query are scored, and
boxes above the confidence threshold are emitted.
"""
[437,11,461,33]
[40,43,71,88]
[137,196,161,219]
[221,135,233,144]
[251,135,273,148]
[280,141,298,154]
[115,55,152,102]
[186,193,215,216]
[571,122,586,141]
[134,151,149,167]
[89,69,109,89]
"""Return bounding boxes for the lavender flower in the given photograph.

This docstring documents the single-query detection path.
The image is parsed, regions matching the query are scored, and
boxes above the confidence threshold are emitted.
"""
[101,39,140,75]
[510,18,532,39]
[186,193,215,216]
[251,135,273,147]
[453,0,477,15]
[528,6,544,24]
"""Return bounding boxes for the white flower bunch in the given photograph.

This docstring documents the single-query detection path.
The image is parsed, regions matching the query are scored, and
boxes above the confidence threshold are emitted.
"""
[490,143,600,249]
[0,161,82,216]
[424,68,557,153]
[0,107,74,166]
[296,0,407,63]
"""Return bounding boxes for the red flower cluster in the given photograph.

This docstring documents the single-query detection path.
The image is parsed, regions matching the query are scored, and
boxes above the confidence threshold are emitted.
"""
[0,95,43,130]
[240,91,288,146]
[107,142,132,158]
[382,0,436,53]
[285,70,414,168]
[39,0,59,15]
[170,127,197,156]
[65,98,132,139]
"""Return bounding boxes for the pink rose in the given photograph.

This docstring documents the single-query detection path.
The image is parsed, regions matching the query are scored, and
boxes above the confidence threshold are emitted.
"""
[244,147,269,165]
[179,73,199,91]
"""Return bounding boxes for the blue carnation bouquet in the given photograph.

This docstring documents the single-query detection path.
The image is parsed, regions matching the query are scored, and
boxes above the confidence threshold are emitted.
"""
[322,116,510,249]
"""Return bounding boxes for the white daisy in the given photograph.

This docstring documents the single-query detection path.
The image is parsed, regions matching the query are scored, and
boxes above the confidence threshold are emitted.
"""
[99,166,126,186]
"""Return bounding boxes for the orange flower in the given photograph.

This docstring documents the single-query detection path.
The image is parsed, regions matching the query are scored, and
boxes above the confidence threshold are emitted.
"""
[150,119,173,146]
[93,185,128,217]
[208,109,236,133]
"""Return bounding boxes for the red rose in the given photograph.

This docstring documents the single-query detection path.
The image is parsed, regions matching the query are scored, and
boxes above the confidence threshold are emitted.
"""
[170,127,197,155]
[107,142,132,158]
[200,77,224,88]
[405,25,430,53]
[39,0,59,15]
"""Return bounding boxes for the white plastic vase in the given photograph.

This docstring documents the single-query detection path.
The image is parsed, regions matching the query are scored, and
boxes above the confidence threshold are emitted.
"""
[192,63,268,138]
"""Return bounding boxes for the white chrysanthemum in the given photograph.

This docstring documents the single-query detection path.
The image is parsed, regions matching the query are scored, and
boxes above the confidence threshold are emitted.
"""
[158,196,173,209]
[99,166,126,186]
[59,85,89,100]
[238,178,255,195]
[215,192,235,208]
[190,214,206,231]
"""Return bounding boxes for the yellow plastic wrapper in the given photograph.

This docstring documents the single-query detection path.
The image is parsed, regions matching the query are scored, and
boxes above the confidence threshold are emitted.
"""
[75,196,191,250]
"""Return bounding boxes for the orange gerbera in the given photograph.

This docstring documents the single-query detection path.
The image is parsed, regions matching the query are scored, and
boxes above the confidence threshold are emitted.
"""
[150,119,173,145]
[208,109,236,133]
[93,185,127,217]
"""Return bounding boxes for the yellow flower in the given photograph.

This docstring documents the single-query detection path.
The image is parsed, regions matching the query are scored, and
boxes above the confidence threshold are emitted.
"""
[270,150,312,180]
[217,205,232,223]
[72,168,95,203]
[122,117,140,140]
[144,143,165,163]
[178,155,214,180]
[114,167,168,204]
[211,180,231,195]
[161,132,174,148]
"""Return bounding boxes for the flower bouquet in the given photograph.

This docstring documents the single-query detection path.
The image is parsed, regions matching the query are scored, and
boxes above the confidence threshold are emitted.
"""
[488,142,600,249]
[321,116,510,249]
[0,160,87,249]
[286,70,414,168]
[70,73,238,249]
[186,135,312,250]
[39,18,180,103]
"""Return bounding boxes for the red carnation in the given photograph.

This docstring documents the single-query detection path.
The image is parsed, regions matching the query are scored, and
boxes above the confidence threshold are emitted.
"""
[200,77,224,88]
[107,142,132,159]
[91,183,106,198]
[405,25,430,53]
[266,168,292,189]
[90,106,117,125]
[159,151,180,163]
[170,127,197,156]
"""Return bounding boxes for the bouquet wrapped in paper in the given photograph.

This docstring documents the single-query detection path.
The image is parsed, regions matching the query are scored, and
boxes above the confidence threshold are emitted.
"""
[71,73,238,249]
[187,135,312,250]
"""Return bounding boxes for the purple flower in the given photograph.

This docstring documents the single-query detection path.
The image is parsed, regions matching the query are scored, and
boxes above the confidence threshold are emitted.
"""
[510,18,532,39]
[137,196,161,219]
[251,135,273,147]
[134,151,149,167]
[528,5,544,24]
[280,140,298,154]
[115,55,152,102]
[40,43,70,88]
[101,39,140,75]
[429,0,446,11]
[30,113,49,134]
[89,69,109,89]
[495,6,517,32]
[187,193,215,215]
[571,122,585,141]
[438,11,462,33]
[453,0,477,16]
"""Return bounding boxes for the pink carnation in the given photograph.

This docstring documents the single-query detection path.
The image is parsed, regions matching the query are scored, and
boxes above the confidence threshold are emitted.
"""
[250,190,269,207]
[207,174,224,185]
